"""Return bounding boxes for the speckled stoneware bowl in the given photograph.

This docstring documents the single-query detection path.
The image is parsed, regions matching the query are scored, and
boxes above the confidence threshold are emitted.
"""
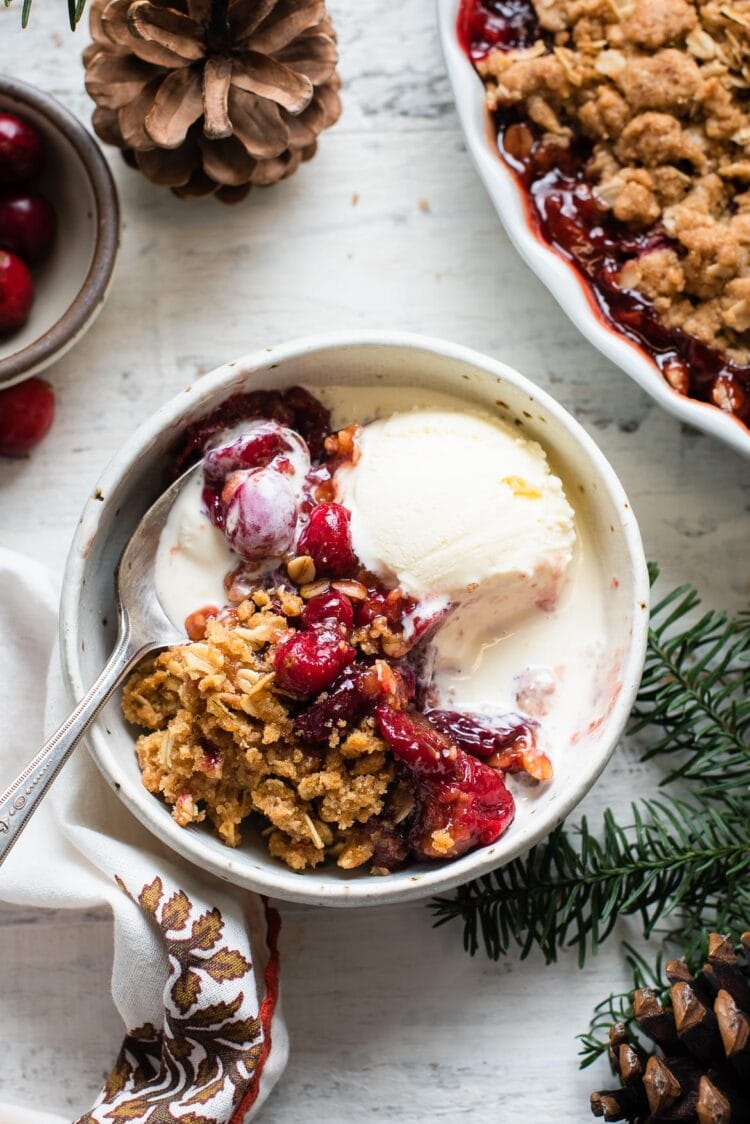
[0,78,119,387]
[437,0,750,458]
[61,332,649,907]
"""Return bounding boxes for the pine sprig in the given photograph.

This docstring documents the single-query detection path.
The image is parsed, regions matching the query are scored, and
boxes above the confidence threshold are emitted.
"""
[632,581,750,794]
[429,570,750,966]
[3,0,87,29]
[430,796,750,965]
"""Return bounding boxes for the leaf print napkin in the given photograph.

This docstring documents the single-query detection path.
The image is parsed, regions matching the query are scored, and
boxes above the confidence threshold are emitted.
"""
[0,549,288,1122]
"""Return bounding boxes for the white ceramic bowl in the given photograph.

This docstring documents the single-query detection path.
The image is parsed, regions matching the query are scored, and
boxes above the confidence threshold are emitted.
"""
[61,332,649,907]
[437,0,750,459]
[0,78,120,388]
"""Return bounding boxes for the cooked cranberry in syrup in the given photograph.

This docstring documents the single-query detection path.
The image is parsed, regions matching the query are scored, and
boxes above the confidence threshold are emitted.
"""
[178,387,552,868]
[459,0,750,423]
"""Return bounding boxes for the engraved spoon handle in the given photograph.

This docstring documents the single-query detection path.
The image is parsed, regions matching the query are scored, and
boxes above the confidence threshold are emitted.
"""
[0,622,149,867]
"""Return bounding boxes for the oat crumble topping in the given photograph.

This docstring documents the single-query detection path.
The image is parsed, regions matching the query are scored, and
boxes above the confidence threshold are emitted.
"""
[123,590,402,872]
[475,0,750,375]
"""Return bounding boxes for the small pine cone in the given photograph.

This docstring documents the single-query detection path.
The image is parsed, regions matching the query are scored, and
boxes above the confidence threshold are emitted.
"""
[83,0,341,202]
[591,933,750,1123]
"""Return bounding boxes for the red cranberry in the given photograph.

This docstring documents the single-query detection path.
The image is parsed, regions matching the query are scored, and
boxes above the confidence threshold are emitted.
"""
[0,377,54,456]
[0,250,33,334]
[355,590,389,626]
[301,589,354,632]
[176,387,332,476]
[375,704,458,777]
[294,663,369,742]
[204,421,302,485]
[375,704,516,860]
[294,660,413,743]
[355,587,416,630]
[411,754,515,860]
[0,190,56,264]
[427,710,532,759]
[0,114,44,184]
[273,628,356,695]
[297,502,357,577]
[458,0,540,59]
[427,709,551,782]
[223,467,299,561]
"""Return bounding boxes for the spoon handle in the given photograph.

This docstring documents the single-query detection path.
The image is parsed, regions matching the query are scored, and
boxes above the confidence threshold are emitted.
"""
[0,627,147,868]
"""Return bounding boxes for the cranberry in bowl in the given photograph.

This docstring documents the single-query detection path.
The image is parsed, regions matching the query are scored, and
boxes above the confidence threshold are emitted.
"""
[61,333,648,907]
[0,78,119,388]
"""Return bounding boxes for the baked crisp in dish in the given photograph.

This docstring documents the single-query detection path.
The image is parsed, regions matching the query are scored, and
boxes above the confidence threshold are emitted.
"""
[461,0,750,423]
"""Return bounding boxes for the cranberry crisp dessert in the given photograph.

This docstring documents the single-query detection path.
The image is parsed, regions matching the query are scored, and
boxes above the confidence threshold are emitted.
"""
[460,0,750,424]
[122,386,578,874]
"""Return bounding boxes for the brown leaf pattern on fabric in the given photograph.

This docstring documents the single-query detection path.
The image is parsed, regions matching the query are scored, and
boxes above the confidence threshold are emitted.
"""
[161,889,192,931]
[138,875,164,915]
[76,877,263,1123]
[190,909,224,951]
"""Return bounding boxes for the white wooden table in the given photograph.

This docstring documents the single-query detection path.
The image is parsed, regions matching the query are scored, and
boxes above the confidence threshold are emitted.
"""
[0,1,747,1119]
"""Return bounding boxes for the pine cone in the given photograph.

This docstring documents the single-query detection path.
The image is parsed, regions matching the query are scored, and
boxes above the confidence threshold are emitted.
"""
[83,0,341,202]
[591,933,750,1123]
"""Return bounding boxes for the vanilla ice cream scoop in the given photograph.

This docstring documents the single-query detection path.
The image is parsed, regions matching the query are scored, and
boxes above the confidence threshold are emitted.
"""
[335,408,576,643]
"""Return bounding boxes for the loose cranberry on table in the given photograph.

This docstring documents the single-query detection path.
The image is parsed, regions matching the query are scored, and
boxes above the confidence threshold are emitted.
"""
[0,114,44,184]
[0,377,54,456]
[0,250,33,334]
[0,190,56,264]
[297,502,357,577]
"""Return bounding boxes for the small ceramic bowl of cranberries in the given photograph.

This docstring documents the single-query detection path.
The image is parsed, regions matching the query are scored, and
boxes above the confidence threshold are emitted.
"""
[0,77,119,403]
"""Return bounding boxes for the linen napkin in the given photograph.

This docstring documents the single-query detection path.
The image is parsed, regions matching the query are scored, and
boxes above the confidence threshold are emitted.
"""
[0,547,288,1122]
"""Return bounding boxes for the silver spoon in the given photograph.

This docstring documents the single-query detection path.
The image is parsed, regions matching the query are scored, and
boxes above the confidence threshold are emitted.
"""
[0,461,203,866]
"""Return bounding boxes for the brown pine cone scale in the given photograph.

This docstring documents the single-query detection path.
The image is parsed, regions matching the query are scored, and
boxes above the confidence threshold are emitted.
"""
[83,0,341,201]
[591,933,750,1124]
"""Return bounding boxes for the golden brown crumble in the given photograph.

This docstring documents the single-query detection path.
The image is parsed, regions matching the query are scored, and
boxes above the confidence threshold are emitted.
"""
[477,0,750,361]
[122,592,401,872]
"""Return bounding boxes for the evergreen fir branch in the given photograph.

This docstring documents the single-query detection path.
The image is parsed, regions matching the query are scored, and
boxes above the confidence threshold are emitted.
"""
[430,796,750,966]
[632,578,750,794]
[4,0,87,27]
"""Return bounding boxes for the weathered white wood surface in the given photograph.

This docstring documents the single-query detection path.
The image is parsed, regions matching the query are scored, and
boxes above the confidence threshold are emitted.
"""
[0,0,747,1119]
